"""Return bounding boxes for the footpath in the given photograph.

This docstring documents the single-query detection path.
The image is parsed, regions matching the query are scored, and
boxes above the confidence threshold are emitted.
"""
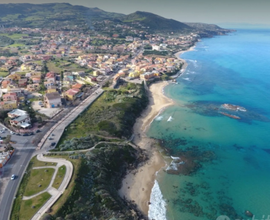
[28,154,73,220]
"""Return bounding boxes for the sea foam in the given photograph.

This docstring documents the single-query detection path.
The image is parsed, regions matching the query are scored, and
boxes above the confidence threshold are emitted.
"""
[148,180,167,220]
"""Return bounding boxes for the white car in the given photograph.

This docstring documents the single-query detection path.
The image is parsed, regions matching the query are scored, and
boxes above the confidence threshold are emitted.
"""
[11,174,16,180]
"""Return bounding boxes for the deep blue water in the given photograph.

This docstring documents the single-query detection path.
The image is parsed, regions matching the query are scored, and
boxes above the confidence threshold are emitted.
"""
[148,29,270,220]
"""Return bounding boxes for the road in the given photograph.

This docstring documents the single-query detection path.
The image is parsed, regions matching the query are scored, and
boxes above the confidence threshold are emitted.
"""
[0,88,104,220]
[0,142,35,220]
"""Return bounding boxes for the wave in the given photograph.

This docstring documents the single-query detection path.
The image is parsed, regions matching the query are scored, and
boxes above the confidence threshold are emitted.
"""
[183,77,190,81]
[155,115,163,121]
[148,180,167,220]
[167,116,173,122]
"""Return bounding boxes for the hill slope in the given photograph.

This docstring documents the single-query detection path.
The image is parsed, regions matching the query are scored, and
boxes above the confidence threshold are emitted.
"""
[0,3,123,29]
[122,11,194,33]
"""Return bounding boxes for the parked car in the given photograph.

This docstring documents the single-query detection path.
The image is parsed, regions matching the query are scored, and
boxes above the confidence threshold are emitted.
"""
[49,137,53,140]
[36,130,41,133]
[11,174,16,180]
[22,133,28,136]
[51,142,56,147]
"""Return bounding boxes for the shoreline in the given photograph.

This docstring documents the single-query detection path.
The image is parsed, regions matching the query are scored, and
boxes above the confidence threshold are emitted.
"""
[118,81,173,216]
[119,47,195,217]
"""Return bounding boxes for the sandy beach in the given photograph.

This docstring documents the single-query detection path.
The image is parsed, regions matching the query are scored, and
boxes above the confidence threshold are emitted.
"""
[119,81,174,216]
[119,47,195,217]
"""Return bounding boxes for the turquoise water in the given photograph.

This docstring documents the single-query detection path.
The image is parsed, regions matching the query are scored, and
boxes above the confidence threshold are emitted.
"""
[147,29,270,220]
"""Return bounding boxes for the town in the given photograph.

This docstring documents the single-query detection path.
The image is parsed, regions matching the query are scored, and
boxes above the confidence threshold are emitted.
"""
[0,26,198,135]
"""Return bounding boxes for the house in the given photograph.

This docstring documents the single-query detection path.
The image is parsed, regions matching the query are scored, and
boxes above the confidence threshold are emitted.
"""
[140,72,158,80]
[3,93,17,102]
[27,83,40,92]
[1,80,11,89]
[9,115,31,128]
[0,150,15,168]
[8,109,28,119]
[72,83,83,90]
[18,78,28,88]
[0,100,18,110]
[46,85,57,93]
[44,92,62,108]
[8,109,31,128]
[31,77,41,84]
[64,88,80,101]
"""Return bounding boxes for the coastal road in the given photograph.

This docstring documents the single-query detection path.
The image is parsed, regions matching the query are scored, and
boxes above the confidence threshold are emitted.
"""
[0,145,35,220]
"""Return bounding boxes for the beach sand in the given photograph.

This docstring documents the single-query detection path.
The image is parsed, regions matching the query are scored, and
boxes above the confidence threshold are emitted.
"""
[119,81,174,216]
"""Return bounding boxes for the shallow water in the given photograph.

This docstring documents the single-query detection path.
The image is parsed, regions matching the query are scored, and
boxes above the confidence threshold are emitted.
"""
[148,29,270,220]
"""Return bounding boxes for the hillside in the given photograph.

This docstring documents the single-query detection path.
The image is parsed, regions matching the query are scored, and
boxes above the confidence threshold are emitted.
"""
[184,22,233,36]
[0,3,123,29]
[0,3,232,35]
[122,11,193,33]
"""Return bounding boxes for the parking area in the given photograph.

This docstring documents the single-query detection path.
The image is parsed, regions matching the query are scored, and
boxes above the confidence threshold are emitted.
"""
[32,101,62,118]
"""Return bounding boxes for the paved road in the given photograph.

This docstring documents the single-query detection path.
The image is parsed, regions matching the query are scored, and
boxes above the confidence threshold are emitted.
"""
[0,145,35,220]
[0,88,104,220]
[39,88,104,151]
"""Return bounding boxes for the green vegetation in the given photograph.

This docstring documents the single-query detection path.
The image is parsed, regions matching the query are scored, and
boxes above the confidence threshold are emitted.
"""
[52,165,66,189]
[0,71,9,77]
[58,83,148,140]
[57,134,105,151]
[24,168,55,196]
[31,155,57,167]
[19,192,51,220]
[49,155,82,216]
[122,11,193,33]
[0,33,28,40]
[143,50,169,56]
[46,144,145,220]
[47,61,62,73]
[0,35,14,46]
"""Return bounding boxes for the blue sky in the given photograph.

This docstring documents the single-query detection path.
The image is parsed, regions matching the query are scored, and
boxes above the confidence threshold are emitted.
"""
[1,0,270,27]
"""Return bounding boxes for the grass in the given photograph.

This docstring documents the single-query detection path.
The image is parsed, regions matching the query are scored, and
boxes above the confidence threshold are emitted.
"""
[0,71,9,77]
[47,61,62,73]
[0,33,28,40]
[49,155,81,215]
[30,155,57,167]
[24,168,55,197]
[52,165,66,189]
[8,43,25,47]
[19,192,51,220]
[57,83,147,145]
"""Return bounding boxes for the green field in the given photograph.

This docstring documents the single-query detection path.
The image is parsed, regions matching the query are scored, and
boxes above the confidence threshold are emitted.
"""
[30,155,57,167]
[24,168,55,196]
[47,61,62,73]
[57,83,148,148]
[8,43,25,47]
[0,33,28,40]
[0,71,9,77]
[19,192,51,220]
[52,165,66,189]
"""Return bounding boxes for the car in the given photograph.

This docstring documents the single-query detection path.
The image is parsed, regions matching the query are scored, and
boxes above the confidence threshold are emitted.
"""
[11,174,16,180]
[36,130,41,133]
[49,137,53,140]
[22,133,28,136]
[28,132,34,135]
[10,131,14,135]
[16,133,21,136]
[51,142,56,147]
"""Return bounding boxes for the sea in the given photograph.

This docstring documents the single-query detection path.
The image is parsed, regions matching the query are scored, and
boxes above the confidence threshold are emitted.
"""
[147,29,270,220]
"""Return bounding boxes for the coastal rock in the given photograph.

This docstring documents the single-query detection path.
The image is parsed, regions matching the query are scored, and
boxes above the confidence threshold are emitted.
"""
[245,210,254,217]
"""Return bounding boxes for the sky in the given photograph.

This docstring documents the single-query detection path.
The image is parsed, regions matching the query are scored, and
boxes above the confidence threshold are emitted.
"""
[0,0,270,27]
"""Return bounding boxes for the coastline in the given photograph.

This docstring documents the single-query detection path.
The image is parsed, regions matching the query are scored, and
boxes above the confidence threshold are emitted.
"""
[119,81,173,216]
[119,47,193,217]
